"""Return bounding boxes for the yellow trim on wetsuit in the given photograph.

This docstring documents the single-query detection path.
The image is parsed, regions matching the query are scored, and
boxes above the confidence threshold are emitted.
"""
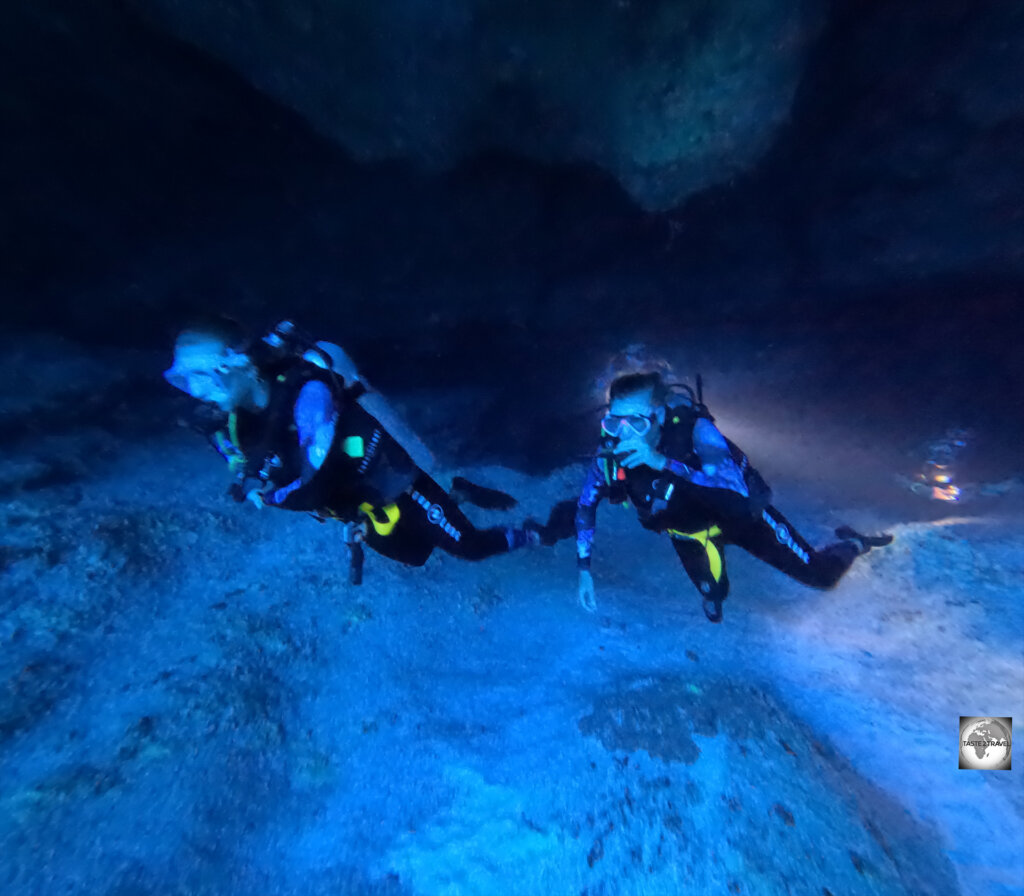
[667,525,724,582]
[358,501,401,536]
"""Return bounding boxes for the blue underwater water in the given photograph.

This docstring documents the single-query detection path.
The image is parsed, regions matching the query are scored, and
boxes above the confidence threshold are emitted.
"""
[1,334,1021,896]
[3,1,1024,892]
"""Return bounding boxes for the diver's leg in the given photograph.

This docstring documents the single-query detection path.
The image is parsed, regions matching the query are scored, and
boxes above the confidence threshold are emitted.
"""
[670,533,730,623]
[407,475,521,561]
[536,499,579,546]
[361,500,434,567]
[729,506,860,589]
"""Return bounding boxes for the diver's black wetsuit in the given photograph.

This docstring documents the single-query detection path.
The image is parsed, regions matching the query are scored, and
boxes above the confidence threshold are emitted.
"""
[575,402,860,610]
[214,359,519,566]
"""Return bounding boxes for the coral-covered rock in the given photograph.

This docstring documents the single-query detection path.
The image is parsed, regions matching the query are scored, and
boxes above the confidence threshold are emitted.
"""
[124,0,822,209]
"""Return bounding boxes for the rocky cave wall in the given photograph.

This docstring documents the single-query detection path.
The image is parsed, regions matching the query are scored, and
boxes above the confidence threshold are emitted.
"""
[122,0,825,213]
[1,0,1022,349]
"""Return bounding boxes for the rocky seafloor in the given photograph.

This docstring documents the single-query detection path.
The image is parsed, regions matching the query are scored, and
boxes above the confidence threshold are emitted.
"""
[1,333,1021,896]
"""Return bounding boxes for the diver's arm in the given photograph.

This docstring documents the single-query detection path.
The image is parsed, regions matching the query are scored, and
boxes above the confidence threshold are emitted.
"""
[294,380,337,471]
[657,419,749,496]
[575,458,605,570]
[687,418,749,495]
[576,459,606,612]
[663,419,771,523]
[263,381,337,507]
[209,427,247,475]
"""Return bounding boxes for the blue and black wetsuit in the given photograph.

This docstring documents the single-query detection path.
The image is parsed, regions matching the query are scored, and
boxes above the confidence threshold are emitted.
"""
[216,360,528,566]
[575,401,860,611]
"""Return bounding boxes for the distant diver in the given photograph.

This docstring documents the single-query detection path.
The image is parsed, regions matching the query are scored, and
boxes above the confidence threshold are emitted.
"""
[575,371,892,623]
[164,319,565,581]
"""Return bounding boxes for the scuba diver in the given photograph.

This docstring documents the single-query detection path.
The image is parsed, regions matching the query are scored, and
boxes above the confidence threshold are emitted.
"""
[164,320,563,580]
[575,371,892,623]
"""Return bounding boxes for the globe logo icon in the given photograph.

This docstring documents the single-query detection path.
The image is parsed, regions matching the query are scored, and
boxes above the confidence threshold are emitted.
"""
[959,717,1012,770]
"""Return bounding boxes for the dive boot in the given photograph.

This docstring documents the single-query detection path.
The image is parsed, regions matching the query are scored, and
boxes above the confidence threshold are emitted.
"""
[702,597,724,624]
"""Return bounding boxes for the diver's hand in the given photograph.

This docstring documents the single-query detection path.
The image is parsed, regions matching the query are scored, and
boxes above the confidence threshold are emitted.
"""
[578,570,597,613]
[240,479,270,507]
[230,475,268,505]
[615,437,667,471]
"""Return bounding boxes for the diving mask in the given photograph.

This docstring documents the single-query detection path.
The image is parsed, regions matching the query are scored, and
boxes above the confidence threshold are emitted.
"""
[601,412,654,438]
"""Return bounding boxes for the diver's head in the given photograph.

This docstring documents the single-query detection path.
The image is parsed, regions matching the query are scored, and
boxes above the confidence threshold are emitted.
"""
[602,371,667,447]
[164,327,268,413]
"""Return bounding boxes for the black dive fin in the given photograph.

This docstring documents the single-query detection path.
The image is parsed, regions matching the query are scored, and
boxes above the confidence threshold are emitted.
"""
[543,499,578,544]
[451,476,519,510]
[835,526,894,553]
[521,499,578,548]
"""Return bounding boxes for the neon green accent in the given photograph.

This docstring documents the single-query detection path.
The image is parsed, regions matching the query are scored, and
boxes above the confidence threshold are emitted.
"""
[359,501,400,535]
[342,436,365,458]
[672,416,680,424]
[667,525,722,540]
[221,414,247,474]
[667,525,724,582]
[707,541,723,582]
